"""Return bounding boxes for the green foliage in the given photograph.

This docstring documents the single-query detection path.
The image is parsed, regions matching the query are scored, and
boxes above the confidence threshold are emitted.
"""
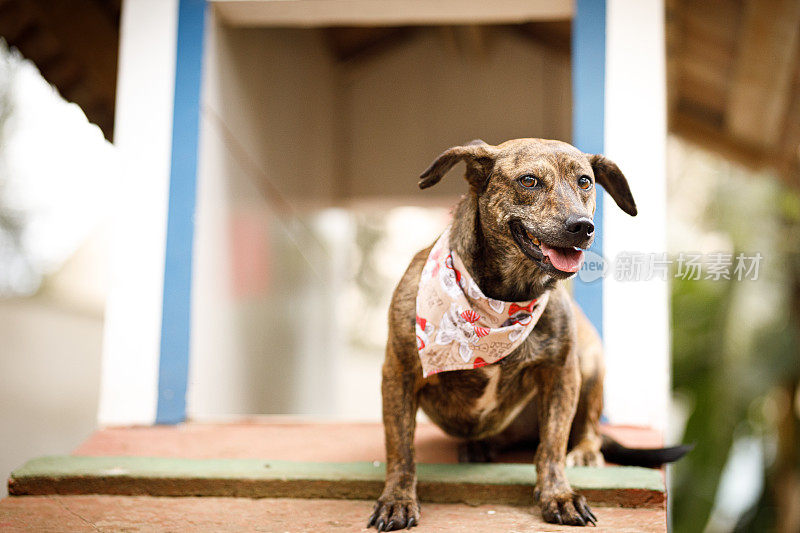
[670,176,800,532]
[670,152,800,533]
[671,277,739,533]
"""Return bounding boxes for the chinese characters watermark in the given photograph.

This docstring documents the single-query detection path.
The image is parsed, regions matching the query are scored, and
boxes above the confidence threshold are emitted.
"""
[577,251,763,283]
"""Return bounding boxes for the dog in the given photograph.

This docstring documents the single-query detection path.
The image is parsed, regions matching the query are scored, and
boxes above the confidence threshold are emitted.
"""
[367,138,690,530]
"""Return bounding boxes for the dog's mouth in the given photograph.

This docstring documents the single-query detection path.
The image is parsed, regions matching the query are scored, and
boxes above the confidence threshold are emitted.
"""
[509,220,585,275]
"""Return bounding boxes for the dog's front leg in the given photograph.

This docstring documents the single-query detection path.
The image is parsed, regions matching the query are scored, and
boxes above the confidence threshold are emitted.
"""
[368,353,420,531]
[534,352,596,526]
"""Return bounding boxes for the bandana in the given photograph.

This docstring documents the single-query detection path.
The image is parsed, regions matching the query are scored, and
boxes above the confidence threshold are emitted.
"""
[415,227,549,377]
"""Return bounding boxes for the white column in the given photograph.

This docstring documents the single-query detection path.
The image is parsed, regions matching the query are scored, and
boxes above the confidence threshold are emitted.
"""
[97,0,179,425]
[602,0,670,431]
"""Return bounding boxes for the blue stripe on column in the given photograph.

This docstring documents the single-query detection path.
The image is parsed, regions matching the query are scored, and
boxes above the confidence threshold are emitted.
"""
[572,0,606,337]
[156,0,207,424]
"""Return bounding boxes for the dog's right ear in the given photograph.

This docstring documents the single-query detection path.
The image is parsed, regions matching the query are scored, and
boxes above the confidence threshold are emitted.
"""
[589,154,638,216]
[419,140,497,191]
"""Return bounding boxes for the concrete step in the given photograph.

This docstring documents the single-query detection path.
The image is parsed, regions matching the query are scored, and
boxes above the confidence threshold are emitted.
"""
[8,455,664,508]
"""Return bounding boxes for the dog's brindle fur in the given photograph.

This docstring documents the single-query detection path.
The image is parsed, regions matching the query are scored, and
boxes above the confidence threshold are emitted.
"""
[368,138,637,530]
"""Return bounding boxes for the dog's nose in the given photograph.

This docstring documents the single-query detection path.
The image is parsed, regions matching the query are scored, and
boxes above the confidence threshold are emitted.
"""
[565,216,594,238]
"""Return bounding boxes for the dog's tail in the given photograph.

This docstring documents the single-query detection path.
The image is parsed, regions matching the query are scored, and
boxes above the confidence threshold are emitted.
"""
[600,435,693,468]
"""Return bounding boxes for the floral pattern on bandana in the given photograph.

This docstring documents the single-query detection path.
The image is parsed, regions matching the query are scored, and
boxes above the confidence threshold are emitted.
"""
[416,227,550,377]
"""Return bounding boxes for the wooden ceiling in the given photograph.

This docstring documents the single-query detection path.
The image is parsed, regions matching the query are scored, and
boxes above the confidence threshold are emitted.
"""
[666,0,800,185]
[322,22,570,63]
[0,0,120,140]
[314,10,800,187]
[0,1,797,186]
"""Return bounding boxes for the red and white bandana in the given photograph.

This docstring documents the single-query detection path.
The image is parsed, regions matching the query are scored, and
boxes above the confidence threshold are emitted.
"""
[415,227,550,377]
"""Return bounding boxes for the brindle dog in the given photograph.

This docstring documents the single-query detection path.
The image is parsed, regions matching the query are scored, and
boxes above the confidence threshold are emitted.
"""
[368,138,650,531]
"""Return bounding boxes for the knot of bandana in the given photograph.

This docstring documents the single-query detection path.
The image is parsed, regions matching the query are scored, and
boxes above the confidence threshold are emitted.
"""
[415,227,550,377]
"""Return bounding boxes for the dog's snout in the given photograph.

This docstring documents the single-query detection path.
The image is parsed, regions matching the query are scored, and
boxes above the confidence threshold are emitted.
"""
[565,216,594,238]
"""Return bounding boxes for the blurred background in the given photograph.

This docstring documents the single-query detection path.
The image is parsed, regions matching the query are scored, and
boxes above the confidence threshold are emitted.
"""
[0,1,798,532]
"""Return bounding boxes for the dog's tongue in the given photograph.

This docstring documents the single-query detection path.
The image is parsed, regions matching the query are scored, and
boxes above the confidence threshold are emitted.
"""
[539,243,584,273]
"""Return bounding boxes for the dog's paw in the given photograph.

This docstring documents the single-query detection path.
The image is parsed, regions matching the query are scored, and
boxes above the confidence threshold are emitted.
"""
[457,439,496,463]
[367,497,420,531]
[566,446,604,467]
[537,490,596,527]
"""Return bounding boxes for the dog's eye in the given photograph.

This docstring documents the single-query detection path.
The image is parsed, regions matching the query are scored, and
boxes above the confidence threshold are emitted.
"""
[518,175,539,188]
[578,175,593,190]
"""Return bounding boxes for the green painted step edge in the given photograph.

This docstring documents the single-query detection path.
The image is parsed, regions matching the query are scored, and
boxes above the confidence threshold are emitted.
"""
[10,456,664,492]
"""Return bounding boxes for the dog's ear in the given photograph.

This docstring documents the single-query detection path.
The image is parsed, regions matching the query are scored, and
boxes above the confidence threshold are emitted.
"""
[419,140,497,191]
[589,154,638,216]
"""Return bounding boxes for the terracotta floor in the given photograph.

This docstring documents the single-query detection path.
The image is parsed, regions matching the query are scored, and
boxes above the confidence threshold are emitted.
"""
[0,495,666,533]
[73,419,664,464]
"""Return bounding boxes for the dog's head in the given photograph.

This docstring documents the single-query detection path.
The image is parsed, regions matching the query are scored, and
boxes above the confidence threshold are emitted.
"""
[419,138,637,281]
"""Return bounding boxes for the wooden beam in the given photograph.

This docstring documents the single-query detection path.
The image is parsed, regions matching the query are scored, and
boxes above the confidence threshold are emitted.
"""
[322,27,413,62]
[0,0,120,139]
[212,0,572,27]
[726,0,800,147]
[456,25,489,58]
[514,20,571,55]
[27,0,119,102]
[775,66,800,187]
[665,0,683,122]
[670,109,770,171]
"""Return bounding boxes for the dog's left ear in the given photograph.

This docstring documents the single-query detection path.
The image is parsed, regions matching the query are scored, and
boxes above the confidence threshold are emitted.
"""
[589,154,638,216]
[419,140,497,191]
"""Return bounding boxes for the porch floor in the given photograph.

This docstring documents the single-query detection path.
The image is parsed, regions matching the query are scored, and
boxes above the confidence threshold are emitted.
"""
[0,495,666,532]
[2,419,669,532]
